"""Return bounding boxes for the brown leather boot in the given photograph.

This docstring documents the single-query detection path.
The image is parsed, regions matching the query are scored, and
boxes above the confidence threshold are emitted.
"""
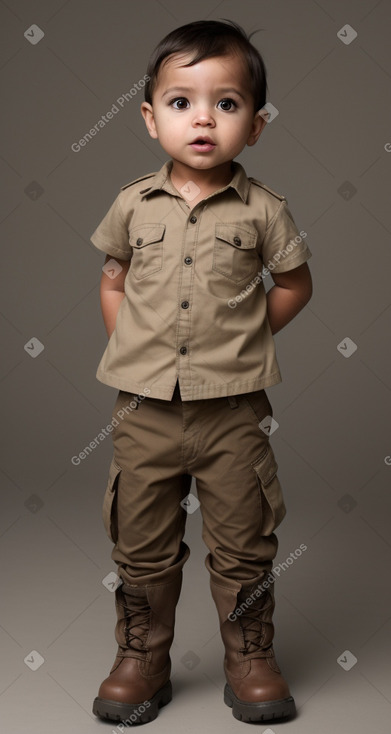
[93,548,189,724]
[206,555,296,723]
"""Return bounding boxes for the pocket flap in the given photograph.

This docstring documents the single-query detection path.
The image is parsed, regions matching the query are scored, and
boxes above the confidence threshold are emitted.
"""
[252,445,278,486]
[215,224,257,250]
[102,457,122,543]
[106,456,122,488]
[130,223,166,248]
[251,444,286,530]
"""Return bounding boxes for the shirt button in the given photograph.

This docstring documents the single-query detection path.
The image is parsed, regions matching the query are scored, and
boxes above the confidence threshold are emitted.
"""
[179,346,187,355]
[181,300,189,309]
[233,236,241,246]
[136,237,143,245]
[189,216,197,223]
[184,256,193,265]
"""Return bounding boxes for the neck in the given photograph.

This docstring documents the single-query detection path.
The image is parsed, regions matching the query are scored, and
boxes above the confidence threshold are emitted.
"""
[169,160,234,192]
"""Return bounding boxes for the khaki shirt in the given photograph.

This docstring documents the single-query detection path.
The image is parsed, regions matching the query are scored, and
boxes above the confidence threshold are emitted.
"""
[90,159,312,400]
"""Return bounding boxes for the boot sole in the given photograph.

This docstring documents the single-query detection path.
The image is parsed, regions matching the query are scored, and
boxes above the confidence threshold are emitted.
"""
[92,680,172,724]
[224,683,296,722]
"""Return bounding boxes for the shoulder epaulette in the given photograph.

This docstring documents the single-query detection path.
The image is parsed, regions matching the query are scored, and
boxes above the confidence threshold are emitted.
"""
[120,172,156,191]
[248,177,286,201]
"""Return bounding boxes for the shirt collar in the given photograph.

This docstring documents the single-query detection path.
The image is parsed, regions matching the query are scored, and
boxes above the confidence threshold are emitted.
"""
[139,158,251,204]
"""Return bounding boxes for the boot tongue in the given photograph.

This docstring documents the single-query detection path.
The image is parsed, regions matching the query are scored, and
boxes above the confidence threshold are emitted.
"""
[240,608,264,653]
[237,588,274,654]
[122,586,151,651]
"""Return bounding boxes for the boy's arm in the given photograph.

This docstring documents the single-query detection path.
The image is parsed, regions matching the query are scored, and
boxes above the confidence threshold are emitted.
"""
[100,254,131,338]
[266,262,312,335]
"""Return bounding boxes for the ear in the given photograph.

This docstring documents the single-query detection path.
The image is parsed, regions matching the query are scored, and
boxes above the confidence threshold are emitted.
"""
[140,102,158,139]
[247,111,268,147]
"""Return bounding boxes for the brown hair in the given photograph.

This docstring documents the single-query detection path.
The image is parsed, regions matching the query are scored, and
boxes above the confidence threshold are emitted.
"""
[144,19,268,113]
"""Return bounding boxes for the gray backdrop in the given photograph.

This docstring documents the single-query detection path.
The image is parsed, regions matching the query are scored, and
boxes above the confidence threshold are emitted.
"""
[1,1,390,732]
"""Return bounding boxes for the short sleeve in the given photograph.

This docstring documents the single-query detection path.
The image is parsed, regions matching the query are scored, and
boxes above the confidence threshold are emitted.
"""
[261,200,312,273]
[90,193,132,260]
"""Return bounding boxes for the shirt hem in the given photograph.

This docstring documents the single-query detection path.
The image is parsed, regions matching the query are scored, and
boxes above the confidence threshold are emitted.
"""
[96,369,282,401]
[270,247,312,273]
[90,234,131,260]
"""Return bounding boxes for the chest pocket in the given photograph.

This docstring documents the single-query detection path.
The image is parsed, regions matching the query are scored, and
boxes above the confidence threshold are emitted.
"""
[213,224,258,283]
[129,223,166,280]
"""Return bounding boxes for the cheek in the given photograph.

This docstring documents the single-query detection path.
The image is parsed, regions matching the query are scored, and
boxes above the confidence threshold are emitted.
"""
[235,116,254,140]
[224,118,248,140]
[158,112,184,132]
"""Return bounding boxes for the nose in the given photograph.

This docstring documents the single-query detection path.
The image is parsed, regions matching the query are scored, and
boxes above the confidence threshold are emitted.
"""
[192,106,215,127]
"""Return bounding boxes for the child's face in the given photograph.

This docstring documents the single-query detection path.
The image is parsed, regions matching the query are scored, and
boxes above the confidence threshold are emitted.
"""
[141,52,266,173]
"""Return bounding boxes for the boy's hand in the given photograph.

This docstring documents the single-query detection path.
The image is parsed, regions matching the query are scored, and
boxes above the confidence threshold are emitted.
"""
[266,262,312,335]
[100,255,130,338]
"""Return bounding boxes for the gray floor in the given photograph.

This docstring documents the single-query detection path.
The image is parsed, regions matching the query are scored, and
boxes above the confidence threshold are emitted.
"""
[1,0,391,732]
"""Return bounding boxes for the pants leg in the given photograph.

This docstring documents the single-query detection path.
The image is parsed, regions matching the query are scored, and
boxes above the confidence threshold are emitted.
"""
[103,385,191,585]
[182,389,286,582]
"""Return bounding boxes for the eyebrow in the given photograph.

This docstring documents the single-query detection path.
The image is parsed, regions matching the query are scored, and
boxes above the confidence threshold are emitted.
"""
[161,86,246,101]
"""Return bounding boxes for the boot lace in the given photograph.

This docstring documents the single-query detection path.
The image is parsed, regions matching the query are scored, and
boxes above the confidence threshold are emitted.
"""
[237,589,274,655]
[122,597,151,651]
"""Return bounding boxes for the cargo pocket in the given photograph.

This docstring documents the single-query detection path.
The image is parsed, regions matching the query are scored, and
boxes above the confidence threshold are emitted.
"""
[251,444,286,534]
[102,457,121,542]
[129,223,165,280]
[213,223,258,283]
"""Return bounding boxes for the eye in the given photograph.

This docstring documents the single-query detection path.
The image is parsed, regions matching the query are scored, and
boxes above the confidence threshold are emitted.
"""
[169,97,189,110]
[217,98,238,111]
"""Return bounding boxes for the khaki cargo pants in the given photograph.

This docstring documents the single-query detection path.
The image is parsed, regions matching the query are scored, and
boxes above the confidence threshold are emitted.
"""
[102,380,287,585]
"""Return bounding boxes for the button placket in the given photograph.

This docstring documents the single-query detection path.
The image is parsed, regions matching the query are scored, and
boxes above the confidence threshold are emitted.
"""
[177,211,199,385]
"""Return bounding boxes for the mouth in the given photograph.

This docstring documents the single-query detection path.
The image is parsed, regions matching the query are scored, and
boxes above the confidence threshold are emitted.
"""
[190,136,216,151]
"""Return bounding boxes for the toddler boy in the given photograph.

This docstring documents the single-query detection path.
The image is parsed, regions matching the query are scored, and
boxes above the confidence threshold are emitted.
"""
[90,18,312,725]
